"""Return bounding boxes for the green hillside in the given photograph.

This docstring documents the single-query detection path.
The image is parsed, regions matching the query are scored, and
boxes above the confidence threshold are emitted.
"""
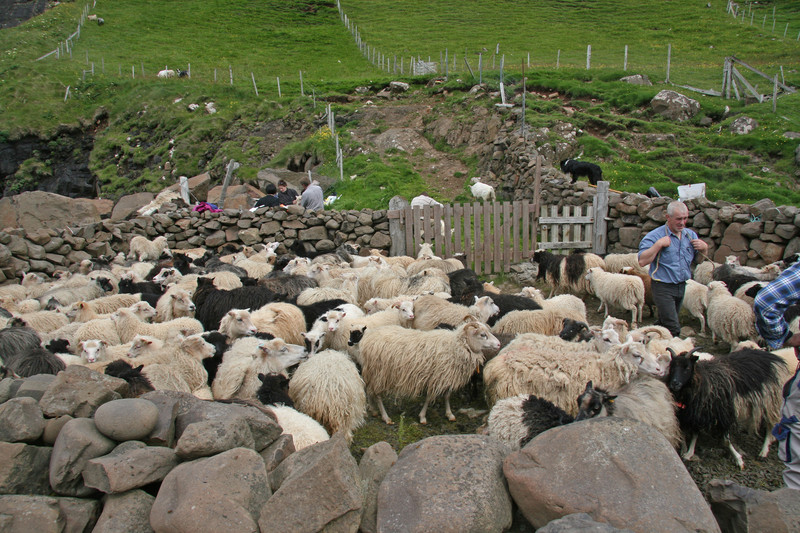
[1,0,800,205]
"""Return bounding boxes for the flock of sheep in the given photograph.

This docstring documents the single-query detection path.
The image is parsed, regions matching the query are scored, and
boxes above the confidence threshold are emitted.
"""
[0,235,794,468]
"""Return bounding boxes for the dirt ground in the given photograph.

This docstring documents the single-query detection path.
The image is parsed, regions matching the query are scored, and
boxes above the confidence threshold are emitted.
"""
[349,276,788,507]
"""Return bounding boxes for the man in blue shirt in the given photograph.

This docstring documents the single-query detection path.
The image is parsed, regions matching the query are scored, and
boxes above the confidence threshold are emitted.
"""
[754,260,800,490]
[638,200,708,337]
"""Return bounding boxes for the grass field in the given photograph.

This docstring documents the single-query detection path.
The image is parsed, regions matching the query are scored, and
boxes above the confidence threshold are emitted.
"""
[2,0,800,205]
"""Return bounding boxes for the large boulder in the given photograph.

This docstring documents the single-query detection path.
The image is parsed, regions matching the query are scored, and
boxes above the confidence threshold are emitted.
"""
[730,116,758,135]
[0,495,100,533]
[504,417,720,532]
[83,441,178,494]
[650,90,700,122]
[49,417,117,497]
[110,193,155,222]
[0,441,52,495]
[39,365,126,418]
[0,191,101,233]
[377,435,513,533]
[92,489,155,533]
[207,183,264,210]
[708,480,800,533]
[93,398,160,442]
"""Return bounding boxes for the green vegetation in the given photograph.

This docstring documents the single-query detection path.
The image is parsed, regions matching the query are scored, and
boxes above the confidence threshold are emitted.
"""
[1,0,799,205]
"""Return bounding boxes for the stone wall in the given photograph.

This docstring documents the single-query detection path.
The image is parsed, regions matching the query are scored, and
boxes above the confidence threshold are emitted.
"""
[0,184,798,282]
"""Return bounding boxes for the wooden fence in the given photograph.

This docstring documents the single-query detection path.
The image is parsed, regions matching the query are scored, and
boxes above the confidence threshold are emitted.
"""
[388,182,609,275]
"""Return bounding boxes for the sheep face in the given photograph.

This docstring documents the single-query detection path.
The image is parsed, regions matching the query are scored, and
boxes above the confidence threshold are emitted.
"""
[464,322,501,353]
[257,339,307,369]
[303,329,325,355]
[667,352,699,393]
[170,292,195,317]
[324,310,347,332]
[391,300,415,321]
[181,334,215,360]
[153,268,180,285]
[220,309,257,339]
[131,302,156,321]
[575,381,615,421]
[128,335,164,358]
[559,319,592,342]
[80,339,106,363]
[473,296,500,321]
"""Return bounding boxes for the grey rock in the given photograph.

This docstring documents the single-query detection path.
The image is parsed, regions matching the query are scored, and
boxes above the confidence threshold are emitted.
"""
[709,480,800,533]
[92,489,155,533]
[359,441,398,533]
[93,398,160,441]
[42,415,73,445]
[83,444,178,494]
[175,416,255,459]
[261,434,362,533]
[151,447,270,533]
[0,495,100,533]
[538,513,634,532]
[139,390,192,447]
[175,398,280,451]
[0,441,52,495]
[39,365,126,418]
[730,116,758,135]
[378,435,512,533]
[650,90,700,122]
[14,373,56,401]
[0,396,45,442]
[619,74,652,86]
[49,417,116,497]
[259,433,295,471]
[504,417,719,532]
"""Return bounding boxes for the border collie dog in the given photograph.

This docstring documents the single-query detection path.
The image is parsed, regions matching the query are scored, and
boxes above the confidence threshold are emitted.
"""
[560,159,602,185]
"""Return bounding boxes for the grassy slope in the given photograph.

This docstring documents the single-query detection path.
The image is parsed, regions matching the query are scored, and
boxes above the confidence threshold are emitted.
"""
[1,0,800,204]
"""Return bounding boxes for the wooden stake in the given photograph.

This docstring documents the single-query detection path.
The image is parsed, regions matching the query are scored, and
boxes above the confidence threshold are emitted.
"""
[251,72,258,96]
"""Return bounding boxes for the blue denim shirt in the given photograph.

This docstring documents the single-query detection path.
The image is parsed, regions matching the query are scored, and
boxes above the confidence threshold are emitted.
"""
[638,224,698,284]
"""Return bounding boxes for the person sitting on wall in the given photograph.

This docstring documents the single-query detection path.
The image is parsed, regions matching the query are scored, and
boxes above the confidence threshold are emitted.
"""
[277,179,298,206]
[254,183,282,209]
[299,178,324,211]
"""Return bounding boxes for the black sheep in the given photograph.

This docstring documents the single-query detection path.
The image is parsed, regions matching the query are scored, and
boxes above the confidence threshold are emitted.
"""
[201,331,230,386]
[144,252,194,280]
[192,277,280,330]
[294,299,349,329]
[667,347,786,469]
[45,338,71,354]
[712,264,759,295]
[448,268,484,305]
[560,159,602,185]
[256,372,294,407]
[118,278,164,296]
[105,360,154,397]
[259,272,317,300]
[0,322,42,367]
[488,394,574,449]
[8,346,65,377]
[201,257,249,278]
[480,292,542,326]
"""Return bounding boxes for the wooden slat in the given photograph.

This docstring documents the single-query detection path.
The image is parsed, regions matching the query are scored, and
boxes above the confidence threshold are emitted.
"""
[503,201,512,272]
[512,201,522,263]
[493,202,502,272]
[463,203,472,271]
[432,204,443,256]
[522,201,530,260]
[453,203,463,257]
[444,204,453,258]
[473,203,482,275]
[404,207,413,257]
[573,205,581,246]
[550,205,559,251]
[537,241,592,249]
[483,202,492,275]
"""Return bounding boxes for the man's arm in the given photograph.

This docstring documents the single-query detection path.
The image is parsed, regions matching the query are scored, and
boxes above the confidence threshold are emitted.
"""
[638,235,671,267]
[754,263,800,349]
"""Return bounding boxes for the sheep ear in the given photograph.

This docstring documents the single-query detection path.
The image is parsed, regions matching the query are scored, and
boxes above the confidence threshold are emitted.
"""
[134,365,144,372]
[585,381,593,391]
[101,340,108,347]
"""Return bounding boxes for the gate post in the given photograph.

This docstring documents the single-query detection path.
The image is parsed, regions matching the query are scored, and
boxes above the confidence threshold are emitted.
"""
[389,196,409,256]
[593,181,609,254]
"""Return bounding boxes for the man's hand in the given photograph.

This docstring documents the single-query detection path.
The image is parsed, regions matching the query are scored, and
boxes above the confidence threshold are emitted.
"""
[691,238,708,253]
[655,236,671,249]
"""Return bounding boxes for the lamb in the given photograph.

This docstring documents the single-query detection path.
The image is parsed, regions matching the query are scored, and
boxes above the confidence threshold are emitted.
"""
[218,309,258,340]
[483,335,654,416]
[358,321,500,424]
[683,279,709,334]
[155,289,195,322]
[233,256,274,279]
[411,294,499,330]
[289,349,367,441]
[112,307,203,344]
[531,250,606,297]
[706,281,757,345]
[266,405,330,450]
[203,271,244,290]
[249,302,307,345]
[603,253,649,275]
[211,337,307,400]
[486,394,574,450]
[129,236,170,262]
[491,306,587,337]
[78,339,133,366]
[667,347,787,468]
[575,377,681,449]
[585,267,645,326]
[469,177,496,202]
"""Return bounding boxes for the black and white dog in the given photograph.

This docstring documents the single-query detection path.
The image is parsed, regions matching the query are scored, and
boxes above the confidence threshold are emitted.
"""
[560,159,602,186]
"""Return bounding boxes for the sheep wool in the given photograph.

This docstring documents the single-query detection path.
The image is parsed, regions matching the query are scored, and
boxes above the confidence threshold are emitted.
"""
[706,281,757,345]
[266,405,330,450]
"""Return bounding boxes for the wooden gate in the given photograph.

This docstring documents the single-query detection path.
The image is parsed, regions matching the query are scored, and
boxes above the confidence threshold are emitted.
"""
[387,182,609,275]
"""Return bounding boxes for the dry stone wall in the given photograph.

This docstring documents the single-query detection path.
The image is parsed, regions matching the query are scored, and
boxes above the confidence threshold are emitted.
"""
[0,184,798,282]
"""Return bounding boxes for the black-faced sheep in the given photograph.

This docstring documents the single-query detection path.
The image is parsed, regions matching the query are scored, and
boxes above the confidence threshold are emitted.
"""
[706,281,757,345]
[575,377,681,449]
[258,272,318,301]
[486,394,574,450]
[358,321,500,424]
[192,277,280,331]
[38,277,114,308]
[256,373,293,407]
[667,347,787,469]
[491,306,587,337]
[288,349,366,441]
[104,360,155,397]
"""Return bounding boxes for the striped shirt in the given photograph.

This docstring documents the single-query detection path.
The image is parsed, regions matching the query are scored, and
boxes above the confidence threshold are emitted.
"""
[754,261,800,350]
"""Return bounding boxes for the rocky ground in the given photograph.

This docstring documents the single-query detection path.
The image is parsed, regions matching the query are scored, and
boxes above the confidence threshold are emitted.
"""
[349,276,788,503]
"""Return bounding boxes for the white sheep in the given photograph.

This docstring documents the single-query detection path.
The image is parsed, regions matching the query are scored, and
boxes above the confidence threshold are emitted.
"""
[13,310,68,333]
[218,309,258,340]
[38,278,112,307]
[211,337,307,400]
[266,405,330,450]
[73,316,121,348]
[362,267,450,305]
[483,334,654,416]
[358,321,500,424]
[203,271,244,290]
[155,289,195,322]
[469,177,496,202]
[128,333,215,399]
[65,300,155,324]
[65,293,142,318]
[683,279,709,335]
[233,256,273,279]
[324,304,415,358]
[518,287,587,321]
[249,302,306,345]
[128,235,170,262]
[603,253,649,275]
[289,349,366,442]
[112,307,203,343]
[157,69,176,79]
[416,242,439,260]
[585,267,644,326]
[706,281,757,345]
[405,257,465,277]
[491,307,586,337]
[693,260,719,285]
[296,286,357,306]
[411,294,499,330]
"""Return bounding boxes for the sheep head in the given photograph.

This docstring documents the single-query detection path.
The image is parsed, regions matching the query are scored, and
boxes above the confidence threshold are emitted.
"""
[575,381,616,421]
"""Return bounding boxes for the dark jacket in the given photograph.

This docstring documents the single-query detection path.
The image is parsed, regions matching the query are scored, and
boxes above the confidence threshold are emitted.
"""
[254,195,281,208]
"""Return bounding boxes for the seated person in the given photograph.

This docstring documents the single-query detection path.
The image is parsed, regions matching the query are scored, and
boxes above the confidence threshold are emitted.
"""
[254,183,281,208]
[277,180,298,205]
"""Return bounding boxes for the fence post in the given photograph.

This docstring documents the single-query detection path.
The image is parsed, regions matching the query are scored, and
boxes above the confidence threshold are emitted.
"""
[531,155,542,252]
[773,74,778,112]
[277,77,281,98]
[478,53,483,84]
[251,72,258,96]
[229,65,233,86]
[299,70,304,96]
[593,181,609,254]
[624,45,628,71]
[64,85,70,102]
[666,44,672,83]
[389,196,409,257]
[586,45,591,69]
[219,160,240,208]
[557,49,560,69]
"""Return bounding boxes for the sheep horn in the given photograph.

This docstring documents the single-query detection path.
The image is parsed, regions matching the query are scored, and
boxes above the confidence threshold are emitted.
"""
[686,347,703,357]
[666,347,677,357]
